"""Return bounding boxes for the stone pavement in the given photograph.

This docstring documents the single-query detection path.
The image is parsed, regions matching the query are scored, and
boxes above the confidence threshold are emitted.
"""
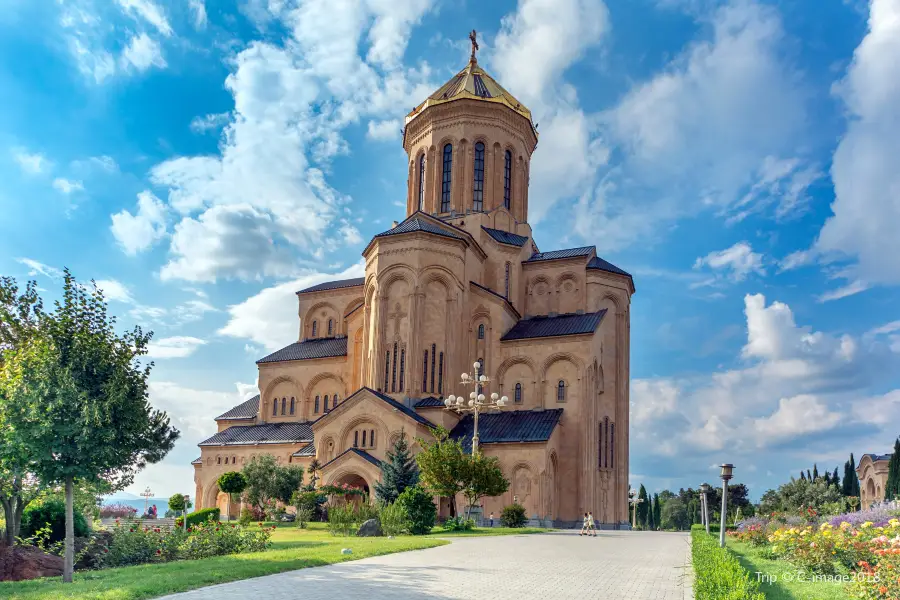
[158,530,692,600]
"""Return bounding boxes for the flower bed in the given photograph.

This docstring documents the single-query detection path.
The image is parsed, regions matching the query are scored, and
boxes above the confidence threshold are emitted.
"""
[691,525,765,600]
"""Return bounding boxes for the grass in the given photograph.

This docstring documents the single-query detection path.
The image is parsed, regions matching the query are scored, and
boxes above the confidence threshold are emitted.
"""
[0,522,447,600]
[726,539,852,600]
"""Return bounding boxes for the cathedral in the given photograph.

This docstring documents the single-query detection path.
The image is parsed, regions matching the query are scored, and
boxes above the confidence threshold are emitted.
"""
[193,37,634,527]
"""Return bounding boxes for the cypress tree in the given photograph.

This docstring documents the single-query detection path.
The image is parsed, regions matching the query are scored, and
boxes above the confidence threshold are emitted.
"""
[374,431,419,504]
[652,493,661,530]
[807,469,812,481]
[850,453,860,497]
[824,471,831,486]
[801,471,806,481]
[886,438,900,501]
[637,484,649,528]
[832,467,840,490]
[812,464,819,481]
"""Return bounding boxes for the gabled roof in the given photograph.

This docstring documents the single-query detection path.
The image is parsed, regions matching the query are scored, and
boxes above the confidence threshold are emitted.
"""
[861,453,893,463]
[482,226,528,247]
[199,422,314,446]
[257,337,348,364]
[313,387,435,429]
[470,281,522,320]
[525,246,595,263]
[321,447,382,470]
[215,395,259,421]
[291,442,316,458]
[374,214,465,242]
[450,409,563,453]
[297,277,365,294]
[414,396,446,408]
[191,457,202,465]
[587,256,632,278]
[501,310,606,341]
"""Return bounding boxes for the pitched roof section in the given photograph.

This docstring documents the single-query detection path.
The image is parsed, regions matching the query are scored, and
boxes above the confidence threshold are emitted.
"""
[414,396,446,408]
[321,447,382,470]
[257,337,348,364]
[587,256,632,278]
[482,226,528,247]
[862,453,893,463]
[470,281,521,320]
[191,457,202,465]
[374,215,465,242]
[525,246,595,263]
[199,422,314,446]
[297,277,365,294]
[450,409,563,453]
[215,395,259,421]
[501,310,606,341]
[291,442,316,457]
[363,387,435,428]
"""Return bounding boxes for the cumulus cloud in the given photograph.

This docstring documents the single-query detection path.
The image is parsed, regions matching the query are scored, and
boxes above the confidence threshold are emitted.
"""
[115,0,172,36]
[146,336,207,359]
[120,33,167,72]
[12,148,50,175]
[189,112,229,134]
[94,279,134,303]
[188,0,207,29]
[111,191,168,255]
[366,119,401,141]
[52,178,84,194]
[693,242,765,283]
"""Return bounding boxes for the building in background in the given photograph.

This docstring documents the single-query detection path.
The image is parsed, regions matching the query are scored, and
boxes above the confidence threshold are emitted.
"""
[857,453,892,509]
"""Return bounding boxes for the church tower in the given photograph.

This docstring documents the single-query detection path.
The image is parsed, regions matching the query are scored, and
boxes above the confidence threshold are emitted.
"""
[402,31,537,233]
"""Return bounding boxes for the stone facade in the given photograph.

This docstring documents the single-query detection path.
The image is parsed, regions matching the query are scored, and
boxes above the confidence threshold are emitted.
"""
[193,51,634,526]
[857,453,892,509]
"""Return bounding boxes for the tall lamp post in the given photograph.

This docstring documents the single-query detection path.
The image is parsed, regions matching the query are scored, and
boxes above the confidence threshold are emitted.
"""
[140,486,154,516]
[699,483,711,535]
[719,464,734,547]
[444,361,508,456]
[628,488,643,529]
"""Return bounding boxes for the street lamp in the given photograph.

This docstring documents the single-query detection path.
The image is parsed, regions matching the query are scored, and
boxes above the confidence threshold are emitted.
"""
[444,361,508,456]
[183,495,190,532]
[719,464,734,547]
[628,488,643,529]
[699,483,711,535]
[140,486,154,516]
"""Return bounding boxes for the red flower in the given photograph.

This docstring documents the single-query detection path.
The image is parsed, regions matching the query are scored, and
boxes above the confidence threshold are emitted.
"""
[156,549,161,555]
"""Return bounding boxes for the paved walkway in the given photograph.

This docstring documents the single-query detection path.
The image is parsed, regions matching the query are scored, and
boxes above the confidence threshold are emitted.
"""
[158,530,692,600]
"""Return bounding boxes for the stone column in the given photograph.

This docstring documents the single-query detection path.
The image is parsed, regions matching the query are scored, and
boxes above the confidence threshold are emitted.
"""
[409,286,425,394]
[431,146,442,213]
[485,142,495,211]
[407,159,415,215]
[453,141,465,214]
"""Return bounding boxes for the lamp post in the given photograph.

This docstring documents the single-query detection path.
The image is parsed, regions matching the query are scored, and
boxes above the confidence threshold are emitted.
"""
[628,488,643,529]
[183,495,190,532]
[719,464,734,547]
[444,361,508,456]
[699,483,711,535]
[140,486,154,516]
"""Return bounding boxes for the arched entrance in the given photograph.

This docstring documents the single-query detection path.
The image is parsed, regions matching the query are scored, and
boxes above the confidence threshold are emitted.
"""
[331,472,371,504]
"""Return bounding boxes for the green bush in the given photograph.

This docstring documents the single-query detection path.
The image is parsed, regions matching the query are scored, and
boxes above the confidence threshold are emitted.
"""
[397,485,436,535]
[239,508,252,526]
[175,507,220,528]
[168,493,186,513]
[691,525,764,600]
[21,499,89,544]
[327,504,358,536]
[442,516,475,531]
[500,503,527,528]
[378,502,409,536]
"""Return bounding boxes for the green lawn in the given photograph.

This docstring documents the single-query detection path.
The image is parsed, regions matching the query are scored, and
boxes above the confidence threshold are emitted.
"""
[726,539,851,600]
[0,523,447,600]
[428,526,548,537]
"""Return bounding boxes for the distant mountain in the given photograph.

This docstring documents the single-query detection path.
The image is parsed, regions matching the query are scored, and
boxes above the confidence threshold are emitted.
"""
[104,491,140,500]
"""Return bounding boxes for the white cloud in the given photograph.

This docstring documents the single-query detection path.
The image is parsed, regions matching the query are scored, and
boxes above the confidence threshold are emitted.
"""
[12,148,50,175]
[728,156,822,224]
[189,112,229,134]
[94,279,134,303]
[366,118,400,141]
[115,0,173,36]
[817,280,870,303]
[693,241,765,282]
[811,0,900,286]
[16,258,63,280]
[120,33,167,72]
[110,191,168,255]
[188,0,207,29]
[52,178,84,194]
[146,336,207,359]
[751,395,842,444]
[219,262,364,350]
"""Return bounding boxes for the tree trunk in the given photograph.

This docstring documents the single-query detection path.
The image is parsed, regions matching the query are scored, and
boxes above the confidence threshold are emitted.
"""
[64,476,74,583]
[449,495,457,518]
[1,497,13,546]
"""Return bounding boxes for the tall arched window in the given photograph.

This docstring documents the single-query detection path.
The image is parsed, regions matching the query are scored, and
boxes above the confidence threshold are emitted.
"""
[418,154,426,211]
[438,352,444,395]
[324,395,329,411]
[384,350,390,392]
[290,397,295,415]
[505,262,511,298]
[473,142,484,211]
[441,144,452,212]
[281,397,286,415]
[315,395,320,413]
[311,320,318,337]
[515,382,522,404]
[477,324,485,339]
[272,398,277,416]
[354,430,359,447]
[370,429,375,448]
[391,342,398,392]
[399,349,406,391]
[422,350,429,393]
[503,150,512,209]
[557,380,566,402]
[333,394,339,407]
[431,344,437,393]
[362,430,367,447]
[327,319,333,336]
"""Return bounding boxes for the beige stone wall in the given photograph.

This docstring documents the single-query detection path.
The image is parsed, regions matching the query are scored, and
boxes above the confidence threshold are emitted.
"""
[857,456,891,509]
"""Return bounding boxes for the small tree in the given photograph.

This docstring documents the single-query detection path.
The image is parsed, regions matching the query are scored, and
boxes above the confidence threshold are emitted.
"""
[886,438,900,501]
[397,484,436,534]
[461,453,509,520]
[243,454,304,514]
[374,431,419,504]
[652,493,661,531]
[661,497,690,530]
[217,471,247,521]
[305,459,322,491]
[637,484,649,529]
[415,427,467,517]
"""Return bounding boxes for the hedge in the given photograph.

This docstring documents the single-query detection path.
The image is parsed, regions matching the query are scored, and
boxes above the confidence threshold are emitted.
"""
[175,507,220,528]
[691,525,764,600]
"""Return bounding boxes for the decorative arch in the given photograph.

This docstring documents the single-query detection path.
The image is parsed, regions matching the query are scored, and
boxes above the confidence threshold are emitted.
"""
[319,435,336,463]
[261,376,304,417]
[337,414,390,453]
[495,355,538,383]
[343,297,364,316]
[540,352,585,382]
[306,371,345,397]
[419,267,463,294]
[304,301,340,324]
[202,480,220,510]
[511,461,537,517]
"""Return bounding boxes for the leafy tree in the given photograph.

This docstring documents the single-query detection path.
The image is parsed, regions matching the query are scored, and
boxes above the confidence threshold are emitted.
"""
[0,272,178,581]
[217,471,248,521]
[305,459,322,491]
[242,454,304,512]
[758,477,842,514]
[397,484,437,534]
[168,492,186,515]
[461,453,509,519]
[652,493,661,530]
[886,438,900,501]
[21,498,89,544]
[661,497,690,530]
[415,427,467,517]
[374,431,419,504]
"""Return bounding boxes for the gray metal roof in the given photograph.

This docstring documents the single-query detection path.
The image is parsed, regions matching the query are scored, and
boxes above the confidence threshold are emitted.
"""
[291,442,316,457]
[257,337,348,364]
[450,409,563,453]
[374,215,464,241]
[587,256,632,278]
[215,395,259,421]
[501,310,606,341]
[321,447,382,470]
[191,457,202,465]
[525,246,595,262]
[862,453,893,463]
[297,277,365,294]
[358,387,436,428]
[199,422,314,446]
[414,396,446,408]
[482,226,528,247]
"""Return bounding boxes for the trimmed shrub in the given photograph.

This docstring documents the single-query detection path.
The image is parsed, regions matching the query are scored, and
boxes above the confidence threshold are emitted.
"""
[397,485,436,535]
[21,499,89,544]
[500,503,527,528]
[379,502,409,536]
[691,525,764,599]
[442,516,475,531]
[175,507,220,528]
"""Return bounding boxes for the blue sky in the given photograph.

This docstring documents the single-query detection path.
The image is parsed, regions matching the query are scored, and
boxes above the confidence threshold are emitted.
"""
[1,0,898,502]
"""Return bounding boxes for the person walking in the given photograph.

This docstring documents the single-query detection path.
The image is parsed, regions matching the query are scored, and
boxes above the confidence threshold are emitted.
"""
[489,512,494,527]
[579,512,590,536]
[587,511,597,537]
